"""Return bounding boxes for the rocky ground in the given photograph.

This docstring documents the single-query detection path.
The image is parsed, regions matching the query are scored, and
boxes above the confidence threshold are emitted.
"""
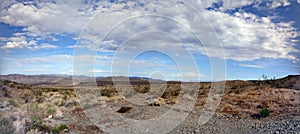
[0,77,299,134]
[171,112,300,134]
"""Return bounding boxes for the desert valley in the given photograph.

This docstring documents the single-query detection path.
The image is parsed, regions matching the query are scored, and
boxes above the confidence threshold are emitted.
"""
[0,74,299,134]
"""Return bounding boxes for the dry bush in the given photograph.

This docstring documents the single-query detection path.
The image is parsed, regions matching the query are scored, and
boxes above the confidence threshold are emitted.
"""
[21,90,34,103]
[100,87,117,97]
[133,85,150,93]
[26,103,50,132]
[161,84,180,99]
[198,89,209,96]
[0,113,15,134]
[32,88,43,96]
[218,87,300,117]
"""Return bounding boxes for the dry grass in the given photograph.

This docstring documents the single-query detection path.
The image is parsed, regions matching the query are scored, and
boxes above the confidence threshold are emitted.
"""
[218,88,300,116]
[133,85,150,93]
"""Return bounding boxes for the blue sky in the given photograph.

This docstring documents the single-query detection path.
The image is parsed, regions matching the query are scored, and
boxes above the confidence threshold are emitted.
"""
[0,0,299,81]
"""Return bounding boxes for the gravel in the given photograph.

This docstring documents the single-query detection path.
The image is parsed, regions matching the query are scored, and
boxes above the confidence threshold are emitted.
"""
[169,113,300,134]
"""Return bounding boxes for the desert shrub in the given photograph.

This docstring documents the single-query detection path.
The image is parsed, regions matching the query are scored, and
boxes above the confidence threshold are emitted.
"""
[162,85,180,99]
[0,82,8,97]
[16,83,30,89]
[2,80,11,85]
[58,124,68,130]
[21,90,33,103]
[0,114,15,134]
[46,105,56,115]
[26,103,46,130]
[259,108,270,118]
[43,88,59,92]
[32,88,43,96]
[51,127,60,134]
[134,85,150,93]
[8,98,18,106]
[100,88,117,97]
[52,124,68,133]
[198,89,209,96]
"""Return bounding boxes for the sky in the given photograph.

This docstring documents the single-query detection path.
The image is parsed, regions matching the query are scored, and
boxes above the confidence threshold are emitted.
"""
[0,0,299,81]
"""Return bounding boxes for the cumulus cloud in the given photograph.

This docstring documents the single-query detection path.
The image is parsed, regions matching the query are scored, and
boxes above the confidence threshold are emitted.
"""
[199,10,299,61]
[0,0,299,62]
[0,36,36,49]
[0,2,91,36]
[268,0,291,8]
[74,1,300,62]
[0,36,58,50]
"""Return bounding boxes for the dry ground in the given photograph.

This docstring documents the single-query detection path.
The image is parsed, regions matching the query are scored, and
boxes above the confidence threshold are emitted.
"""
[0,78,299,133]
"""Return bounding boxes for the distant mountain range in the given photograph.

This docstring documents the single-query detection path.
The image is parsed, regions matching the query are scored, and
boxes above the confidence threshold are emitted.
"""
[0,74,166,87]
[0,74,299,89]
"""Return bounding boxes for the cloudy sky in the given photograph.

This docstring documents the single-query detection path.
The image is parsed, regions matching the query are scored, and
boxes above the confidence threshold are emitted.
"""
[0,0,299,81]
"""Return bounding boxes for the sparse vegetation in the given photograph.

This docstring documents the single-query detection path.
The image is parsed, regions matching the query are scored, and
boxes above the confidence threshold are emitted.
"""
[7,98,17,106]
[0,74,299,133]
[58,124,68,130]
[26,103,46,131]
[134,85,150,93]
[259,108,270,118]
[46,104,56,115]
[258,74,278,89]
[52,124,68,133]
[51,127,60,134]
[100,87,117,97]
[0,113,15,134]
[161,84,180,99]
[21,90,33,103]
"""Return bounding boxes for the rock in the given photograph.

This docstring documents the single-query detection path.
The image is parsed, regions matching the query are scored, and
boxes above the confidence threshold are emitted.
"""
[63,129,69,133]
[64,100,75,108]
[1,101,9,108]
[43,118,54,123]
[53,98,65,106]
[116,106,132,113]
[55,111,64,120]
[13,118,26,134]
[48,115,53,119]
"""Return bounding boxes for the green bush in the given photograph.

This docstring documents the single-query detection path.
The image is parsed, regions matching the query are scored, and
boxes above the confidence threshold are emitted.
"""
[58,124,68,130]
[8,98,18,106]
[52,124,68,133]
[26,103,45,130]
[51,127,60,134]
[259,108,270,118]
[0,114,15,134]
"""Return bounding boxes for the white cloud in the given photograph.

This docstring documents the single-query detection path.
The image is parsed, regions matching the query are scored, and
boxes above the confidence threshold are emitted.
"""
[198,10,299,61]
[0,36,58,50]
[0,1,94,37]
[199,0,292,11]
[39,43,58,49]
[0,0,299,62]
[268,0,291,8]
[221,0,255,10]
[238,64,266,69]
[88,69,105,73]
[172,72,204,77]
[21,55,72,63]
